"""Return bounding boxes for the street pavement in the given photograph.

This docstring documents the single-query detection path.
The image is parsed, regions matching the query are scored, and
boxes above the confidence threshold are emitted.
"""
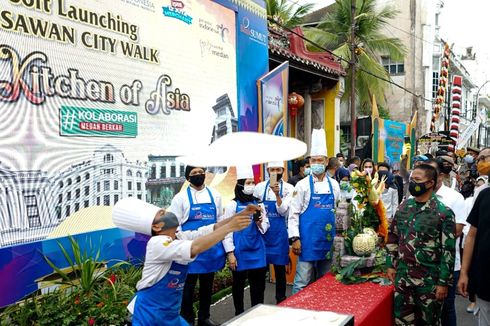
[210,281,478,325]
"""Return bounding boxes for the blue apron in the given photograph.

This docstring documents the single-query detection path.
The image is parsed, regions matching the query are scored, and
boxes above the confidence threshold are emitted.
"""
[233,200,266,271]
[262,181,289,265]
[299,175,336,262]
[181,187,225,274]
[132,261,190,326]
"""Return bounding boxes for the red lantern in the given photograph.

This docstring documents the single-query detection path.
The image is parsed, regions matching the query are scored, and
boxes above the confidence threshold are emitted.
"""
[288,92,305,116]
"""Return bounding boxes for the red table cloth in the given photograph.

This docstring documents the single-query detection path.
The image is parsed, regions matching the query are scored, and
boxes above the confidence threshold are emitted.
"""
[279,273,394,326]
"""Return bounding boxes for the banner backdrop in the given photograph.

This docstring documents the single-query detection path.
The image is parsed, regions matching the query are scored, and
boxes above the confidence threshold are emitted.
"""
[0,0,269,306]
[373,119,407,165]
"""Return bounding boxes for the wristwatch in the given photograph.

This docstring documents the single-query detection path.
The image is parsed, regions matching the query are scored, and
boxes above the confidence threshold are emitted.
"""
[289,237,300,245]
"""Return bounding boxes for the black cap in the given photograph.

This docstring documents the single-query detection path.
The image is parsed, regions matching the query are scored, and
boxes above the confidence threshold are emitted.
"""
[184,166,206,180]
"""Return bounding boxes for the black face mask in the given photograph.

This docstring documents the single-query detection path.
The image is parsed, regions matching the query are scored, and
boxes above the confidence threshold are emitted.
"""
[408,181,431,197]
[189,174,205,187]
[440,165,453,174]
[276,173,283,181]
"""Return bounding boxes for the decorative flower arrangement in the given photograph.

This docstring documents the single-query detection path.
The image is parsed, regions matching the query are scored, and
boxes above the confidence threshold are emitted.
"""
[344,170,389,255]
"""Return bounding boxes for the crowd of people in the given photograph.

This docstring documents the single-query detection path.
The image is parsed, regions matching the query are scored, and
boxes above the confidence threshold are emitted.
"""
[112,129,490,326]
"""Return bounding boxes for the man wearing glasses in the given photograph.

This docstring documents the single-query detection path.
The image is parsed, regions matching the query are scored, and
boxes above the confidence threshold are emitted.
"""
[459,148,490,326]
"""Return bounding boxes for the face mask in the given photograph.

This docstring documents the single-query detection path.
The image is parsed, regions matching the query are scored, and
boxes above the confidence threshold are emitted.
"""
[464,155,474,164]
[365,168,373,175]
[243,185,255,195]
[310,163,326,175]
[340,180,352,192]
[408,180,430,197]
[304,167,311,176]
[189,174,205,187]
[276,173,283,181]
[440,165,453,175]
[477,161,490,176]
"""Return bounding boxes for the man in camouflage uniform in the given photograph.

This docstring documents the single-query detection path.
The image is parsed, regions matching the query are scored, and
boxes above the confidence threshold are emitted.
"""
[386,165,456,325]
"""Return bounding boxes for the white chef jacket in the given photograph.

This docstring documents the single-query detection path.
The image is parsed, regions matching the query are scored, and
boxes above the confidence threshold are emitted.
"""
[288,175,341,238]
[253,180,295,217]
[435,184,466,271]
[167,186,224,225]
[381,187,399,220]
[222,200,269,253]
[136,225,215,291]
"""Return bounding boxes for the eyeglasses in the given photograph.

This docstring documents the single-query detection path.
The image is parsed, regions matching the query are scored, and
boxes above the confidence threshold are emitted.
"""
[477,155,490,162]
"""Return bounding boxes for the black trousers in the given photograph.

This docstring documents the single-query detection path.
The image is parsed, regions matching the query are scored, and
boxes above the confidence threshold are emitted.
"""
[232,267,267,316]
[180,272,215,324]
[272,264,287,303]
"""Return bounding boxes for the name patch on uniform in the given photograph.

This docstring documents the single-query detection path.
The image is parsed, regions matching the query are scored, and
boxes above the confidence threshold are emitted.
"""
[168,270,181,275]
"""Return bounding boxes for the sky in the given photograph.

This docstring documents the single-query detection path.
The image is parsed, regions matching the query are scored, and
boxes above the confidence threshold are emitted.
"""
[302,0,490,88]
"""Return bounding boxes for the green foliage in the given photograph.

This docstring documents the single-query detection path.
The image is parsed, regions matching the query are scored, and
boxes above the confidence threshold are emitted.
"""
[265,0,315,28]
[304,0,406,112]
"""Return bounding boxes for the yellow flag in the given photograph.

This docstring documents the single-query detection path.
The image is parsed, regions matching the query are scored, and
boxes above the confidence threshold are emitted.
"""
[372,94,379,120]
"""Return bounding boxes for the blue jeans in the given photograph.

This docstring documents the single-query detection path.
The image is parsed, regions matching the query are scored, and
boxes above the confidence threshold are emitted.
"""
[292,259,331,294]
[441,271,459,326]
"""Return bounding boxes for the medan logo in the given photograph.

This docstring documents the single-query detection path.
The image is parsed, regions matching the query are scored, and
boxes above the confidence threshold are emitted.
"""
[162,0,192,25]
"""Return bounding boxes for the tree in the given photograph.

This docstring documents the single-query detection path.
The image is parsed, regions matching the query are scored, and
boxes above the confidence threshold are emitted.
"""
[305,0,406,113]
[265,0,315,28]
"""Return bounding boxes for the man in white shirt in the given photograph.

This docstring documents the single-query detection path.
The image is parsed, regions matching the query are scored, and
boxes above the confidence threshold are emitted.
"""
[112,198,255,325]
[253,161,294,303]
[425,159,466,326]
[288,129,341,294]
[167,166,224,326]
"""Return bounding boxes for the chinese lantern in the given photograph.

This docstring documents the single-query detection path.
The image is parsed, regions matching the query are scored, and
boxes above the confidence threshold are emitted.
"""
[288,92,305,116]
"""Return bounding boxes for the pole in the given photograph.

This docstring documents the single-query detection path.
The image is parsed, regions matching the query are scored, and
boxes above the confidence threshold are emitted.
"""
[349,0,356,157]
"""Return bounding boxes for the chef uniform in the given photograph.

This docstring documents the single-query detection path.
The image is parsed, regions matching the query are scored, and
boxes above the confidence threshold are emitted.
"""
[112,198,215,326]
[167,166,224,326]
[288,129,340,294]
[223,166,270,315]
[253,161,294,303]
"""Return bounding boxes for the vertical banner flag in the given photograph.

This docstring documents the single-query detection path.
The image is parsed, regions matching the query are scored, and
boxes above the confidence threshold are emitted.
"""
[449,75,463,151]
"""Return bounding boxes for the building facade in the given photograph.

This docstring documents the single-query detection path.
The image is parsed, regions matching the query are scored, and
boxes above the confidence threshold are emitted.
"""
[0,145,147,248]
[146,155,186,208]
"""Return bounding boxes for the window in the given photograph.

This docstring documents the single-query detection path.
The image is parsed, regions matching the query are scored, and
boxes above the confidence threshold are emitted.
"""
[128,194,133,197]
[76,176,81,183]
[58,194,62,204]
[382,57,404,75]
[104,180,110,191]
[137,182,142,191]
[114,180,119,190]
[67,178,72,186]
[66,205,71,217]
[161,166,166,179]
[97,182,100,192]
[84,186,90,196]
[67,191,71,200]
[75,202,80,212]
[104,154,114,163]
[104,169,114,175]
[96,197,100,205]
[75,189,80,198]
[136,171,142,178]
[59,181,63,188]
[103,195,110,206]
[170,165,176,178]
[151,166,156,179]
[114,195,119,203]
[137,194,142,199]
[25,195,41,228]
[180,165,185,177]
[127,169,133,177]
[85,172,90,180]
[432,71,439,99]
[128,181,132,190]
[84,200,89,208]
[56,207,61,220]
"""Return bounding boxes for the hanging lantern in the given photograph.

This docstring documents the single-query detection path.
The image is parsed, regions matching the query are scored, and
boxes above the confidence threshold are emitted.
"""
[288,92,304,116]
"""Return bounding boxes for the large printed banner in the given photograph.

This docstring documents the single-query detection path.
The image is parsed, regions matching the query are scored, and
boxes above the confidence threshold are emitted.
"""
[372,118,408,165]
[0,0,269,306]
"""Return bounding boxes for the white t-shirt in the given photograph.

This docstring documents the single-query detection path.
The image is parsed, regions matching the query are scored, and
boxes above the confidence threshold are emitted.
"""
[288,175,340,238]
[436,185,466,271]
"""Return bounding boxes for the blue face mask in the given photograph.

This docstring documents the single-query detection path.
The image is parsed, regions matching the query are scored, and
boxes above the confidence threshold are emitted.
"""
[304,167,311,175]
[310,163,326,175]
[464,155,474,164]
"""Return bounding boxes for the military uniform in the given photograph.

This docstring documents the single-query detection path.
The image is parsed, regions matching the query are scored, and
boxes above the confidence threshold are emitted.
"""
[386,194,456,326]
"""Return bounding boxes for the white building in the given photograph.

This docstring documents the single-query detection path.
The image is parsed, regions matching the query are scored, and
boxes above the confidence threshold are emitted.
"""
[146,155,186,208]
[0,145,147,248]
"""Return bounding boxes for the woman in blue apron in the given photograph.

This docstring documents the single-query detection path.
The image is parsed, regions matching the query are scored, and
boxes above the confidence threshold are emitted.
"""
[223,167,269,316]
[179,166,225,326]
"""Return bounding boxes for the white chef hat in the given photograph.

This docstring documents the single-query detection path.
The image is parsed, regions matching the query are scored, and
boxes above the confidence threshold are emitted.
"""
[113,198,161,235]
[236,165,254,180]
[267,161,284,169]
[310,128,328,157]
